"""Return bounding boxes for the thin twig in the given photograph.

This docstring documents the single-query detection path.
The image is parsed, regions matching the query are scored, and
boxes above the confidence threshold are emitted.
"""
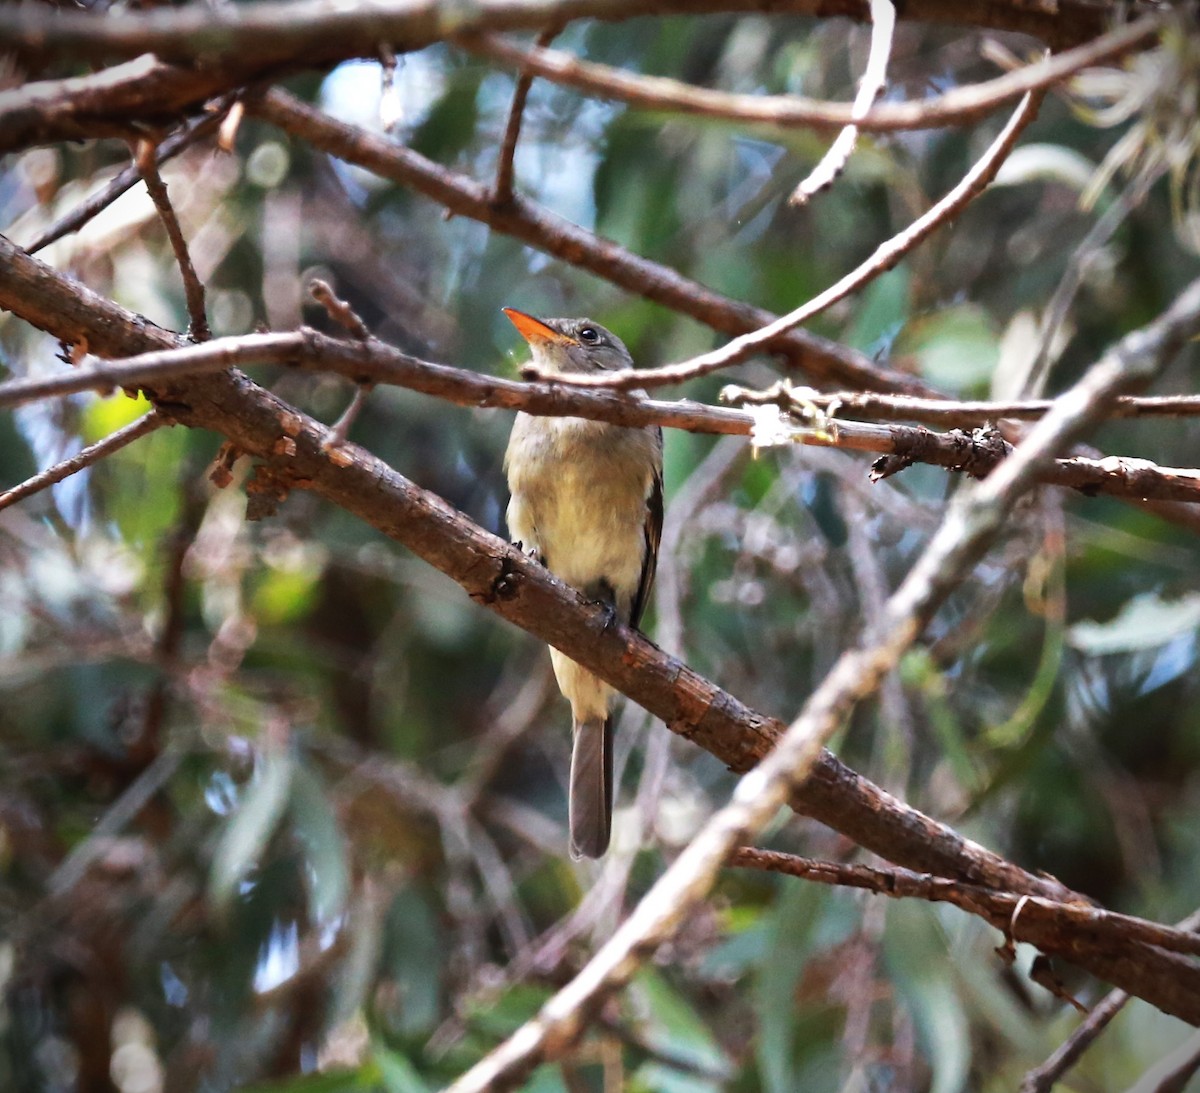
[0,411,164,515]
[5,331,1200,506]
[443,280,1200,1092]
[309,278,374,448]
[730,848,1200,958]
[461,14,1164,137]
[791,0,895,204]
[493,25,559,205]
[535,89,1043,390]
[134,139,211,342]
[726,384,1200,426]
[25,105,231,256]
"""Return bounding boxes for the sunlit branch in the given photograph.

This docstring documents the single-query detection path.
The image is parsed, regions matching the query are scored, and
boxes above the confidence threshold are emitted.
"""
[444,279,1200,1093]
[791,0,895,204]
[538,90,1042,390]
[462,14,1163,136]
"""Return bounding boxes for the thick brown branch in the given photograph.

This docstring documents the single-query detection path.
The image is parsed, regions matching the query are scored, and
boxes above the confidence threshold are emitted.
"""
[4,233,1200,1029]
[0,56,240,155]
[0,0,1117,71]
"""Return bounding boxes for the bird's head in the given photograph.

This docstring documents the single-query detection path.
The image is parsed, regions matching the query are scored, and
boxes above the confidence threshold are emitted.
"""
[503,307,633,375]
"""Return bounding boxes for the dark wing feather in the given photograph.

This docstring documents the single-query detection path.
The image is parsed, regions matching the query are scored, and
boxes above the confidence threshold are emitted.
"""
[629,427,664,631]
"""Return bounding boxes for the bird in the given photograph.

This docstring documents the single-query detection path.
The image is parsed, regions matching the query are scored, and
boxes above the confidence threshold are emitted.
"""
[502,307,663,859]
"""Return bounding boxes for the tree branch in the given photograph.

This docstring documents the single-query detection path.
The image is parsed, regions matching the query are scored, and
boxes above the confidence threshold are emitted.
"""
[0,0,1118,70]
[248,88,937,396]
[538,88,1042,389]
[462,14,1163,136]
[0,411,164,515]
[731,848,1200,959]
[5,328,1200,506]
[791,0,895,203]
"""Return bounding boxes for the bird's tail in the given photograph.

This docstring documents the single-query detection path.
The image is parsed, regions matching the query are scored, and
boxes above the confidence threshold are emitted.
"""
[569,715,614,859]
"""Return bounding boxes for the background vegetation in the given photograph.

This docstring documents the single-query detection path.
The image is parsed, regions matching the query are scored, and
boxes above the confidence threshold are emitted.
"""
[2,2,1200,1091]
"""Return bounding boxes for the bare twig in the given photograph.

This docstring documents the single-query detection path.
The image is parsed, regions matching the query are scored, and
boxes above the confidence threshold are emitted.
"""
[309,278,375,448]
[726,384,1200,427]
[731,848,1200,958]
[492,25,560,205]
[6,331,1200,506]
[791,0,895,204]
[537,90,1043,390]
[26,105,231,255]
[0,411,164,515]
[462,14,1164,136]
[133,139,210,341]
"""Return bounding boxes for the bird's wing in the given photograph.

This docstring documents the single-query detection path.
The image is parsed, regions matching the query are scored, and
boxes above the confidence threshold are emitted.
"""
[629,428,664,631]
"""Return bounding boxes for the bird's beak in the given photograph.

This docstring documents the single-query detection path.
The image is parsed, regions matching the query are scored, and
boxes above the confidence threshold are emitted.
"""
[503,307,572,347]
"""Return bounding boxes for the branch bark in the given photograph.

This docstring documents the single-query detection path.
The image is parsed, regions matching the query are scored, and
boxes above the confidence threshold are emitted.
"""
[0,0,1118,70]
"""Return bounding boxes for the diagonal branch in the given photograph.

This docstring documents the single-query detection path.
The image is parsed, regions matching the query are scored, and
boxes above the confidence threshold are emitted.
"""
[445,280,1200,1092]
[133,139,210,342]
[540,88,1042,389]
[248,88,933,396]
[462,14,1164,136]
[3,232,1200,1029]
[0,411,164,515]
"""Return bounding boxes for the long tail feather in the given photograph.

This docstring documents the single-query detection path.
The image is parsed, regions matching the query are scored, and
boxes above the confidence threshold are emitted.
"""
[569,715,613,859]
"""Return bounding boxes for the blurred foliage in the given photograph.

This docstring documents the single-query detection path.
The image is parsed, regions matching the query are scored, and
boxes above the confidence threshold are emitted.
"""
[2,9,1200,1093]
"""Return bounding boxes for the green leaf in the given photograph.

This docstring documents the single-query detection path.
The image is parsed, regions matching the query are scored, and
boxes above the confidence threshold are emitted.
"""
[628,968,730,1081]
[754,881,825,1093]
[372,1045,433,1093]
[289,762,350,925]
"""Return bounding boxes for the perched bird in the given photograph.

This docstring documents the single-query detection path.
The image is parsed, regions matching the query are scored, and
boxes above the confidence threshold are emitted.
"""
[503,308,663,859]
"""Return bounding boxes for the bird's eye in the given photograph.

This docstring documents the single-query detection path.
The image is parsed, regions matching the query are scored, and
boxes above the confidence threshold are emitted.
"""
[578,326,599,344]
